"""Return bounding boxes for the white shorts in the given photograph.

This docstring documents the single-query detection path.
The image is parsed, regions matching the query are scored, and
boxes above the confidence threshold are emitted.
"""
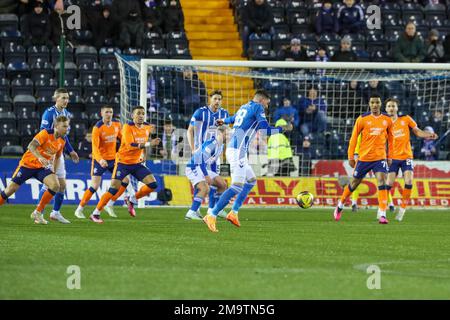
[185,167,219,187]
[226,148,256,184]
[55,155,66,179]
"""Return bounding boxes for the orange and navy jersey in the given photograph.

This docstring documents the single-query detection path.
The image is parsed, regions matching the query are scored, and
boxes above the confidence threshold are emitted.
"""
[391,115,417,160]
[348,112,394,161]
[116,121,152,165]
[19,129,66,169]
[92,119,122,161]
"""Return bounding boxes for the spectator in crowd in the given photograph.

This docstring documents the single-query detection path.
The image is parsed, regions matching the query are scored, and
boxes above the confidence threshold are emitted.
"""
[273,97,300,128]
[92,5,118,49]
[336,0,364,35]
[174,69,207,115]
[142,0,162,25]
[161,0,184,33]
[428,110,444,134]
[240,0,274,56]
[393,22,426,63]
[297,135,317,175]
[314,45,329,62]
[267,118,296,176]
[111,0,142,25]
[425,29,445,63]
[362,80,387,103]
[24,2,51,46]
[443,32,450,62]
[315,0,338,35]
[424,0,446,11]
[331,36,359,62]
[119,10,144,49]
[298,87,328,137]
[77,131,93,159]
[277,38,308,61]
[144,16,163,35]
[420,126,438,160]
[49,2,73,45]
[156,119,176,160]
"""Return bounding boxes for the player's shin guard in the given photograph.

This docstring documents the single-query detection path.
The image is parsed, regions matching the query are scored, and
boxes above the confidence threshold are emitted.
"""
[80,187,96,207]
[339,184,354,207]
[378,185,388,211]
[36,189,57,213]
[208,186,217,209]
[232,181,256,212]
[53,192,64,212]
[96,187,118,211]
[0,191,8,206]
[135,182,157,199]
[111,182,128,201]
[401,184,413,209]
[211,185,243,216]
[386,185,393,205]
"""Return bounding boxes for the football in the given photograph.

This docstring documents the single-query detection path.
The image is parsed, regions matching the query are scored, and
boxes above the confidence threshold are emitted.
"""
[296,191,314,209]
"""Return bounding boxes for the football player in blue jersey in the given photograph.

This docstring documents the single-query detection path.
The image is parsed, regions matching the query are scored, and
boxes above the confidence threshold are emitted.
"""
[203,89,292,232]
[38,88,79,223]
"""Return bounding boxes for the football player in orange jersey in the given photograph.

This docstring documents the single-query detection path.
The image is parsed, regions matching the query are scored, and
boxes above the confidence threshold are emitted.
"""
[0,116,70,224]
[75,106,130,219]
[334,93,394,224]
[89,106,160,223]
[384,98,438,221]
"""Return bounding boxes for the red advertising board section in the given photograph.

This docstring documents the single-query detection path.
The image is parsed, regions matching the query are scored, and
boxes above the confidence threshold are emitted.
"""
[165,161,450,207]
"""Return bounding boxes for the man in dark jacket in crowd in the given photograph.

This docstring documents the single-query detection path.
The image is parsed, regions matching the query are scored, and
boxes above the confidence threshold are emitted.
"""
[24,2,51,46]
[394,22,426,62]
[331,36,359,62]
[315,0,338,34]
[240,0,274,56]
[111,0,142,26]
[93,5,118,49]
[49,3,72,46]
[336,0,364,35]
[277,38,308,61]
[119,10,144,49]
[162,0,184,33]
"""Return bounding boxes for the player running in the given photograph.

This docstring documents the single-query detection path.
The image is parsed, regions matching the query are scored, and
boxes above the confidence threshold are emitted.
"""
[0,116,70,224]
[38,88,79,224]
[384,98,438,221]
[203,89,292,232]
[75,106,130,219]
[185,127,226,220]
[334,93,394,224]
[186,90,228,220]
[89,106,160,223]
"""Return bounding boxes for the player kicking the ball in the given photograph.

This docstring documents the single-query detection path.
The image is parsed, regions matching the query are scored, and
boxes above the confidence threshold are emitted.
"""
[89,106,160,223]
[75,106,130,219]
[334,93,394,224]
[0,116,70,224]
[384,98,438,221]
[203,89,292,232]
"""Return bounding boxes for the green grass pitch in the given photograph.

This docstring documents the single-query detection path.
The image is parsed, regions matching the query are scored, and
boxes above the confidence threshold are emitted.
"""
[0,205,449,299]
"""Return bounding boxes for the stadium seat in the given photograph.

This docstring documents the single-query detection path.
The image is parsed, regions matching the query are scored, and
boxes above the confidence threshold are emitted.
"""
[55,62,78,81]
[75,46,98,65]
[64,78,83,97]
[370,50,391,62]
[36,96,53,115]
[85,93,107,115]
[101,62,119,82]
[0,95,13,113]
[3,43,26,65]
[13,94,36,113]
[108,96,120,110]
[145,45,168,59]
[0,111,17,130]
[51,46,74,64]
[381,2,402,20]
[403,14,424,26]
[270,24,290,35]
[143,32,164,50]
[0,78,10,97]
[0,62,5,79]
[99,47,121,67]
[27,45,50,65]
[82,78,106,98]
[1,145,24,156]
[272,32,291,53]
[106,74,120,97]
[366,33,387,51]
[30,60,54,82]
[34,77,57,98]
[78,62,102,82]
[167,43,192,59]
[0,30,23,46]
[248,32,272,53]
[68,95,85,112]
[72,30,94,46]
[122,48,142,58]
[272,7,286,25]
[0,14,19,31]
[11,78,33,96]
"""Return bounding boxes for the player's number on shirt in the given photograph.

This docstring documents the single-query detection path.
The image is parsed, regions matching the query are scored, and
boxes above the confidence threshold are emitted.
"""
[406,159,414,168]
[234,109,248,127]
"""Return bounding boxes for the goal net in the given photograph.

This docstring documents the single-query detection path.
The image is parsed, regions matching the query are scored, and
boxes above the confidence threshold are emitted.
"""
[117,56,450,207]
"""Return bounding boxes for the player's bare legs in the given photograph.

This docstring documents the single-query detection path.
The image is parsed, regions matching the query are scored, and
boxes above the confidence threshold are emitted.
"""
[105,176,130,217]
[335,177,362,221]
[186,181,210,220]
[90,178,123,223]
[208,176,228,219]
[375,172,389,224]
[386,172,397,214]
[125,174,158,217]
[76,175,102,219]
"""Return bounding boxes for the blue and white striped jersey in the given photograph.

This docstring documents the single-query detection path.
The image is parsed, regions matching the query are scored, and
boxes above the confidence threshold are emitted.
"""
[40,105,74,153]
[187,137,224,176]
[190,106,229,149]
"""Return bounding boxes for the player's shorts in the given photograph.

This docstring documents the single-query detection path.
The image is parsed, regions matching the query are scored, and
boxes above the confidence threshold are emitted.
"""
[55,155,66,179]
[11,166,54,186]
[185,167,219,187]
[226,148,256,184]
[353,160,388,179]
[91,159,115,177]
[112,162,152,182]
[389,159,414,175]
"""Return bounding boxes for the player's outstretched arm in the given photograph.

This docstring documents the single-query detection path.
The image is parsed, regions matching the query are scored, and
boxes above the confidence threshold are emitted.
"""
[413,127,439,140]
[347,117,363,168]
[187,124,196,151]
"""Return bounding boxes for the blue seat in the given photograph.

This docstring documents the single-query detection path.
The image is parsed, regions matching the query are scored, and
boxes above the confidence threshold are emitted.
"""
[35,78,57,99]
[11,77,33,96]
[75,46,98,65]
[68,95,85,112]
[85,93,107,117]
[251,48,276,61]
[106,75,120,97]
[401,3,424,18]
[366,33,387,51]
[287,10,308,25]
[0,30,22,46]
[168,45,191,59]
[272,32,291,53]
[0,136,20,150]
[122,47,142,58]
[36,96,53,114]
[27,45,50,65]
[0,62,5,79]
[403,14,424,26]
[64,78,82,97]
[381,3,402,20]
[0,95,13,113]
[318,33,340,47]
[18,119,40,136]
[0,14,19,31]
[290,24,311,35]
[3,43,26,65]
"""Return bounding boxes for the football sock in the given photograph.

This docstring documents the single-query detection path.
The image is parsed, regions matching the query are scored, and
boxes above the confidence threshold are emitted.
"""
[378,185,388,212]
[0,191,8,206]
[96,187,118,211]
[386,185,393,206]
[53,192,64,212]
[36,189,56,213]
[401,184,413,209]
[339,184,354,207]
[135,182,157,200]
[80,187,96,207]
[211,184,243,216]
[190,196,203,212]
[111,182,128,202]
[232,181,256,212]
[208,186,217,209]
